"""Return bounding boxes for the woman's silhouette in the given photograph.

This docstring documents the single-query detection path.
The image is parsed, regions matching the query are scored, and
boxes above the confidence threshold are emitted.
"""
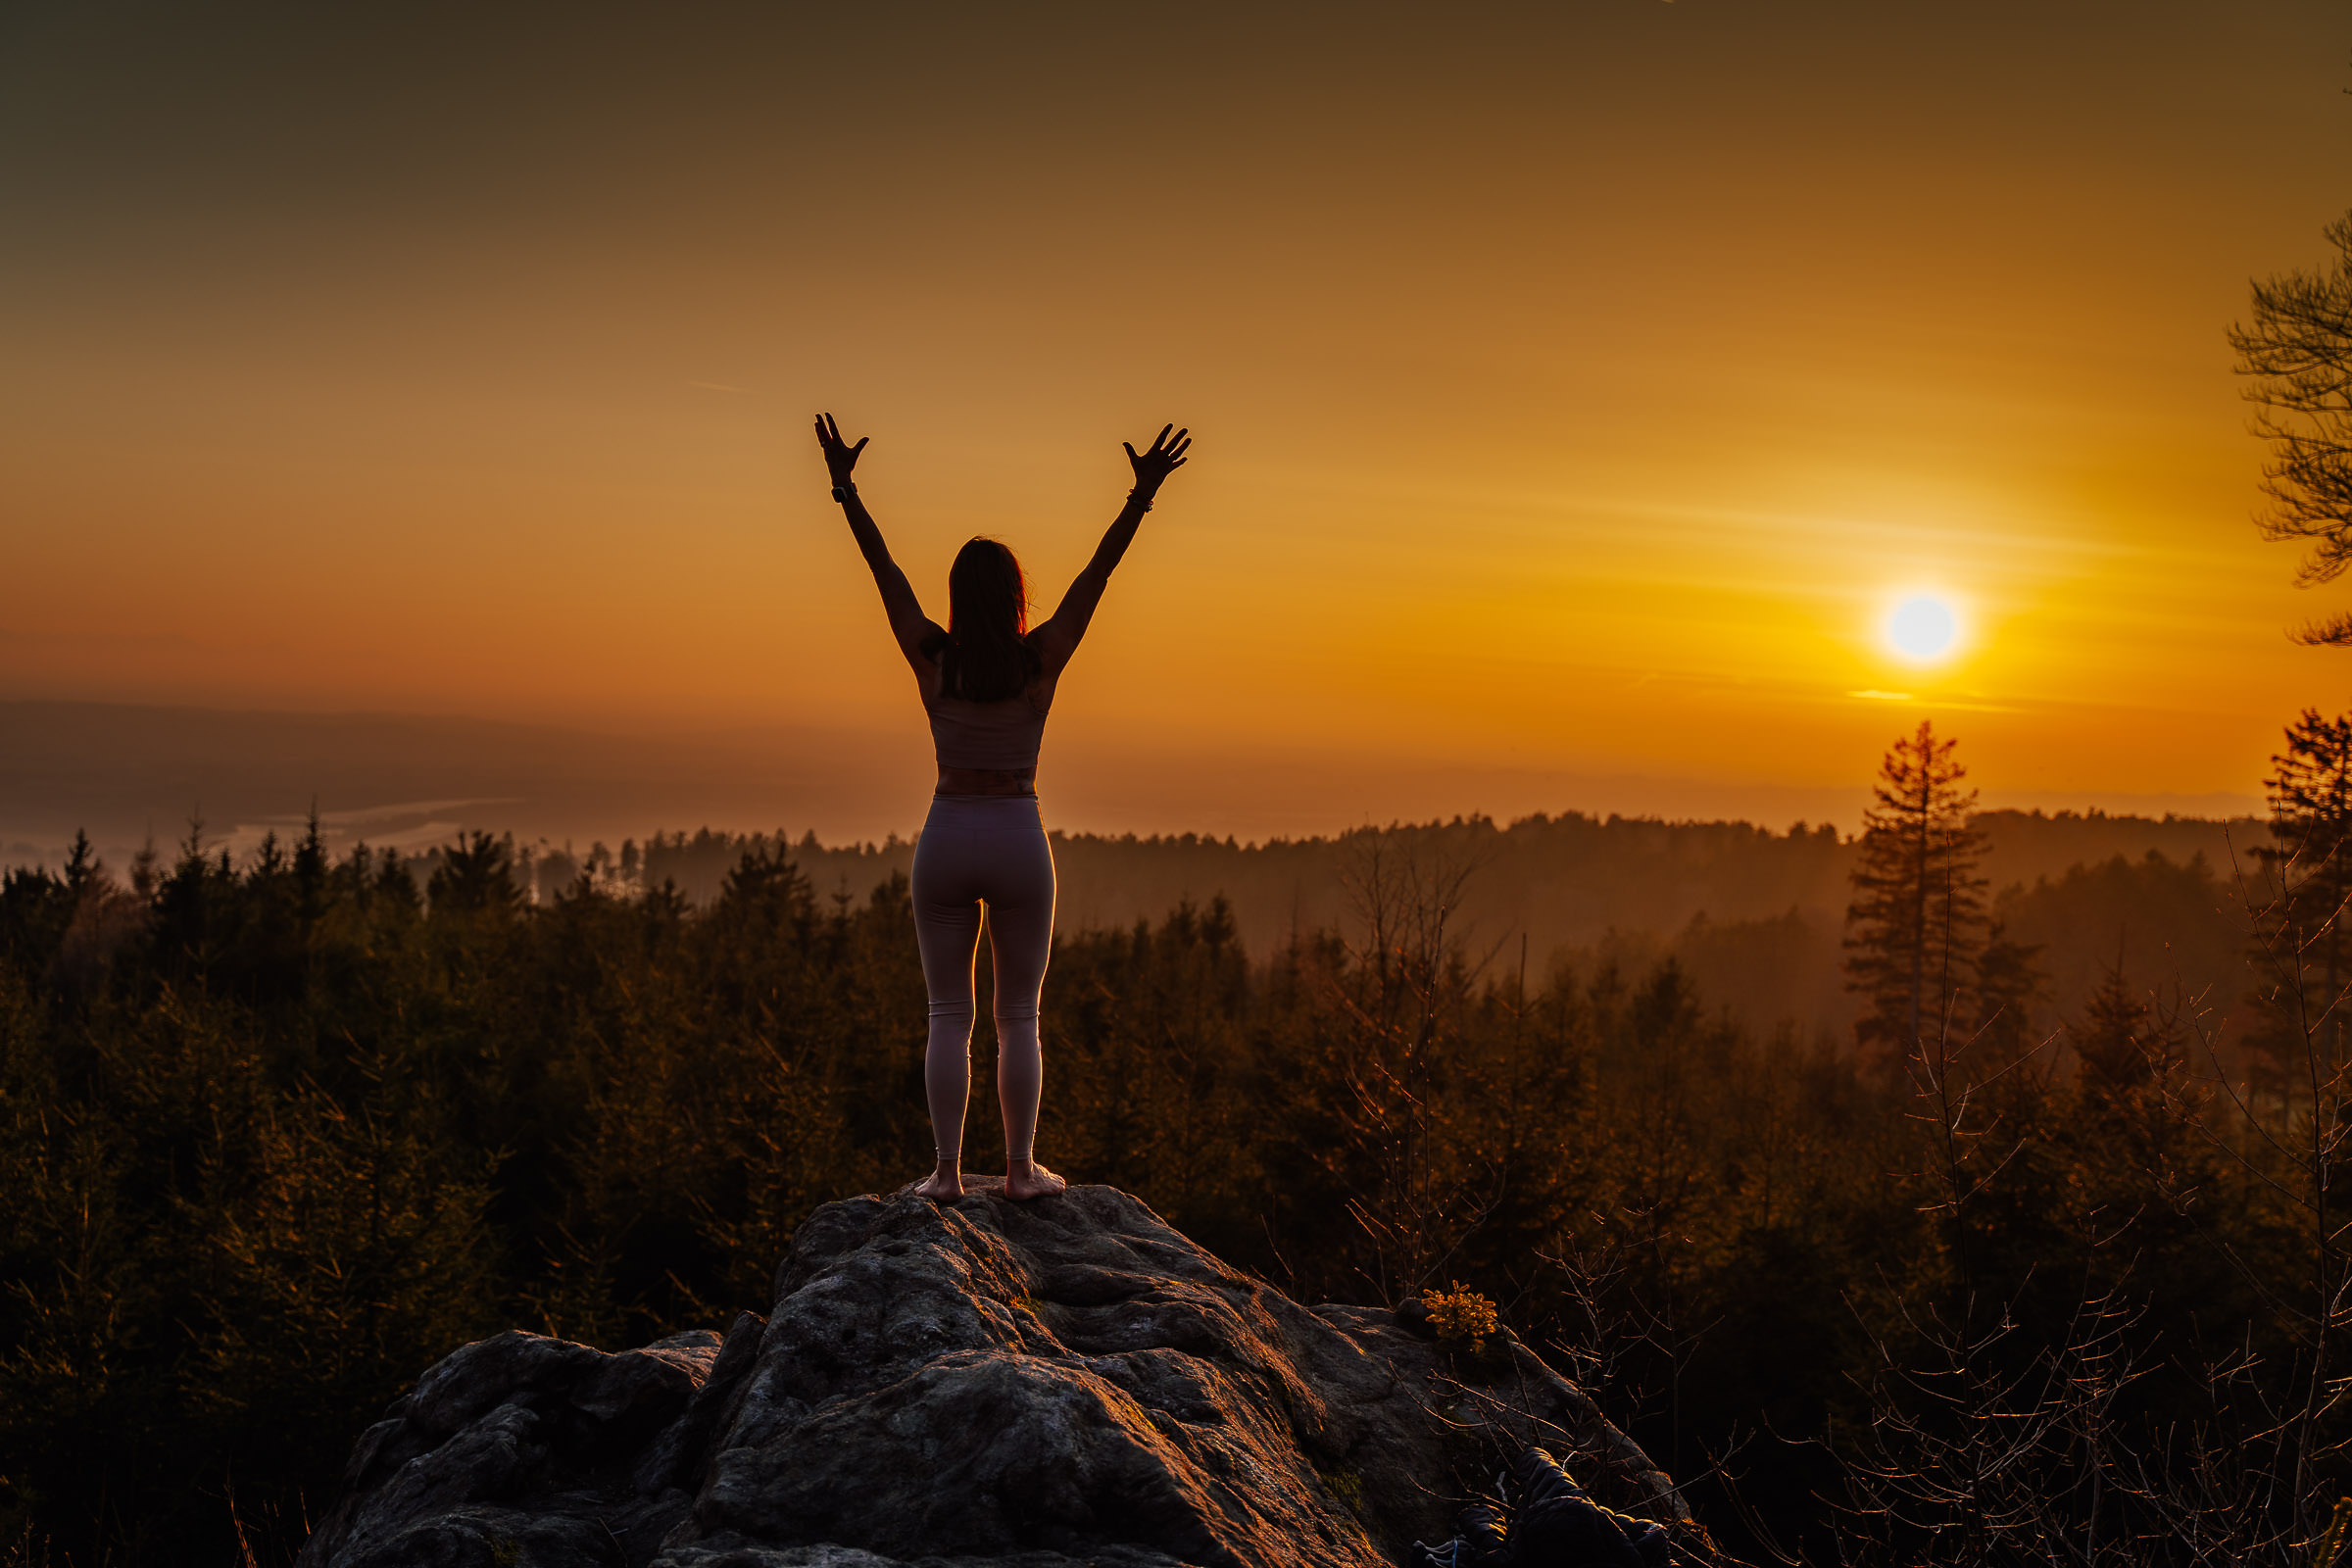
[813,413,1192,1200]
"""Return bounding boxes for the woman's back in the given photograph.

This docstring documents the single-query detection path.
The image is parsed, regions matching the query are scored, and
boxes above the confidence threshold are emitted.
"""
[924,680,1053,773]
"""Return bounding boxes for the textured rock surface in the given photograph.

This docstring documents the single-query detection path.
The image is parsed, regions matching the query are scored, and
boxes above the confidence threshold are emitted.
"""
[297,1183,1709,1568]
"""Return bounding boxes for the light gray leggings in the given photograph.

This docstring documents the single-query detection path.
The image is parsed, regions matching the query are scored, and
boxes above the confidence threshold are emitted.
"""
[909,794,1056,1169]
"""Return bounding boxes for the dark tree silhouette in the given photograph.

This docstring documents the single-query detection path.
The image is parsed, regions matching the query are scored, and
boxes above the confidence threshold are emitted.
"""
[426,831,523,914]
[2248,708,2352,1084]
[1969,918,2047,1066]
[0,801,2330,1566]
[1843,720,1986,1062]
[2230,211,2352,645]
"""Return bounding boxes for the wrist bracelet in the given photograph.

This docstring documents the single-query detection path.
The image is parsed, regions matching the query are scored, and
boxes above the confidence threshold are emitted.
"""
[832,481,858,503]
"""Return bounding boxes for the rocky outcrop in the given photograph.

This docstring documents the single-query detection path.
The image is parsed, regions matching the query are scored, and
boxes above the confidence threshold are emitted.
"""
[297,1182,1711,1567]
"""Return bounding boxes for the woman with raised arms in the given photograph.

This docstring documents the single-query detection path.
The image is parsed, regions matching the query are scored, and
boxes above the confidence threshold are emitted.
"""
[812,414,1193,1200]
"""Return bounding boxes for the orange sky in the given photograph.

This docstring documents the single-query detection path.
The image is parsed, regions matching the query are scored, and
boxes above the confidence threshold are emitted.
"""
[6,2,2351,838]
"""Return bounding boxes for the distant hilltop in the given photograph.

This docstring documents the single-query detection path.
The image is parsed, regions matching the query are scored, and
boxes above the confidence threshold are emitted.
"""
[582,808,2263,1044]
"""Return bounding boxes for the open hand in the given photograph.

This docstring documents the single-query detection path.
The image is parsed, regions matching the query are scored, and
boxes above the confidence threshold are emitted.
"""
[1124,424,1191,497]
[813,412,868,485]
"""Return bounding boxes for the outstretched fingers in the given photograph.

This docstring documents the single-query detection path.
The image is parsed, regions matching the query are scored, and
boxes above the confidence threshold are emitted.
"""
[1122,424,1192,493]
[1133,425,1190,460]
[814,413,868,474]
[1152,426,1190,473]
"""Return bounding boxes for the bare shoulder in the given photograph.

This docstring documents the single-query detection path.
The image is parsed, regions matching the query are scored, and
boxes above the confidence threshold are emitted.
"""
[906,621,947,692]
[1027,617,1078,676]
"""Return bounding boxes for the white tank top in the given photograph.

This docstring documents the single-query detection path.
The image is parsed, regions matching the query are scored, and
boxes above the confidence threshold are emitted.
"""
[925,688,1052,770]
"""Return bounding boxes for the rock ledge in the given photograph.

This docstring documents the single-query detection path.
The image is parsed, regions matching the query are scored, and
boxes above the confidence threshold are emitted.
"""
[297,1183,1708,1567]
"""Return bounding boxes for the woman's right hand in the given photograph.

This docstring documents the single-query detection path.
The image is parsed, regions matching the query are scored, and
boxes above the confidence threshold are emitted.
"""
[814,412,868,486]
[1123,424,1191,497]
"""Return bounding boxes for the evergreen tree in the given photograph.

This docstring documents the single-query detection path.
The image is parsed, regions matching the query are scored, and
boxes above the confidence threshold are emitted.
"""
[2248,708,2352,1085]
[1842,720,1987,1062]
[1970,919,2047,1066]
[426,831,523,914]
[2072,963,2189,1121]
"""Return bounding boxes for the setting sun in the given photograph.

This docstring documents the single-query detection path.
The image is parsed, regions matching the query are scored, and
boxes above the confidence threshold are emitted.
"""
[2,6,2341,841]
[1886,594,1963,663]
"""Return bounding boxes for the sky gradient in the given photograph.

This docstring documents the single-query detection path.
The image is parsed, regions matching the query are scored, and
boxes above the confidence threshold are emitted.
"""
[6,2,2351,841]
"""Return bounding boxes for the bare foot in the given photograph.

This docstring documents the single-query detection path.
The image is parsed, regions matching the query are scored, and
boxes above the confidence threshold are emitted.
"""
[913,1166,963,1200]
[1003,1159,1067,1200]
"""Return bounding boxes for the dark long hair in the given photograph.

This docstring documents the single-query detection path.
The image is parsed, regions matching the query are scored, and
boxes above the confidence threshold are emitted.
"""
[934,537,1039,703]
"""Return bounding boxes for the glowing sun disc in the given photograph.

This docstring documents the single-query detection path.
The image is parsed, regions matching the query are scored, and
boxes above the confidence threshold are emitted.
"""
[1887,595,1959,662]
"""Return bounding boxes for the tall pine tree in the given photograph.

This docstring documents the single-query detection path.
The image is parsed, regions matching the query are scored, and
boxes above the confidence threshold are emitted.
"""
[2248,708,2352,1086]
[1843,720,1987,1062]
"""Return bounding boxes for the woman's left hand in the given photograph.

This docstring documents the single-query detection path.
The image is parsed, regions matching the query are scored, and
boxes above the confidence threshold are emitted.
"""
[814,412,868,486]
[1124,424,1191,496]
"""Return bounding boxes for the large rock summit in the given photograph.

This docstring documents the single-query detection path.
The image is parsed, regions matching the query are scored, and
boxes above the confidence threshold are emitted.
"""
[297,1183,1707,1567]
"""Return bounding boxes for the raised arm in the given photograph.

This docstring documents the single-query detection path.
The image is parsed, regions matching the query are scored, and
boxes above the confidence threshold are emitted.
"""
[815,412,941,669]
[1032,424,1191,673]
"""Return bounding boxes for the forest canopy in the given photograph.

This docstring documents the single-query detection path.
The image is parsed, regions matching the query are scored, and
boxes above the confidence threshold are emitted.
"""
[0,730,2331,1564]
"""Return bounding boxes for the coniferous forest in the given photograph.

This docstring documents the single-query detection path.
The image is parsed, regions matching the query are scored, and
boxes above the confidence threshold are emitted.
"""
[4,715,2352,1566]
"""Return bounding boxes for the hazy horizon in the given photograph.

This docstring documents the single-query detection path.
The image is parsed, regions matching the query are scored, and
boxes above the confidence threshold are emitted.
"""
[0,697,2264,878]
